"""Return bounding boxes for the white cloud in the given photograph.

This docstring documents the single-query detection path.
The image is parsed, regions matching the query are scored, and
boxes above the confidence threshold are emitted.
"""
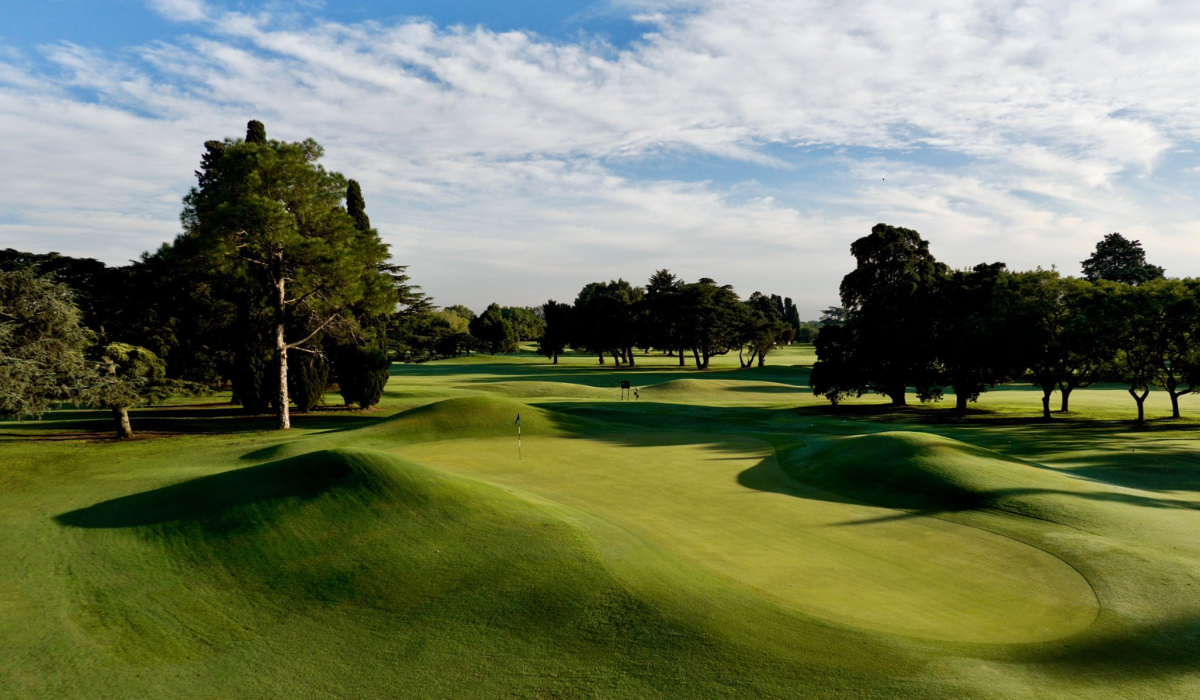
[4,1,1200,316]
[147,0,210,23]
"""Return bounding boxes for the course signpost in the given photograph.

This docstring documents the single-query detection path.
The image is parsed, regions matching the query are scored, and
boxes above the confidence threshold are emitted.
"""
[620,380,631,401]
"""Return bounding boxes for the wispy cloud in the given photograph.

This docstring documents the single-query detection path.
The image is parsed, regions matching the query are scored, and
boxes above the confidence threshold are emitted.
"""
[2,1,1200,314]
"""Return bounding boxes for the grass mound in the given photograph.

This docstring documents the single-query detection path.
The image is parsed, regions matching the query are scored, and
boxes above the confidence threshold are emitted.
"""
[365,395,598,442]
[467,380,605,400]
[642,378,806,402]
[55,449,697,672]
[786,430,1081,516]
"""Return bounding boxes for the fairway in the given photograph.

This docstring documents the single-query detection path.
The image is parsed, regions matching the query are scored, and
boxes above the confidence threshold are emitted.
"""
[5,346,1200,699]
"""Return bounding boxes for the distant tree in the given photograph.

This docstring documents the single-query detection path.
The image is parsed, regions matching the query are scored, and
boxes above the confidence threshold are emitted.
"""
[346,179,371,233]
[794,322,820,343]
[1009,272,1115,418]
[816,224,948,405]
[936,263,1019,411]
[1108,282,1162,423]
[643,269,685,365]
[470,303,518,354]
[0,270,90,419]
[1150,279,1200,418]
[678,278,744,369]
[740,292,794,367]
[538,300,573,363]
[1081,233,1164,285]
[819,306,847,326]
[783,297,803,338]
[444,305,476,323]
[178,121,397,430]
[573,280,643,365]
[502,306,546,341]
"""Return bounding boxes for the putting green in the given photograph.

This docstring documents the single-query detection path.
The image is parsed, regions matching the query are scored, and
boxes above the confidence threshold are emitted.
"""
[401,434,1099,643]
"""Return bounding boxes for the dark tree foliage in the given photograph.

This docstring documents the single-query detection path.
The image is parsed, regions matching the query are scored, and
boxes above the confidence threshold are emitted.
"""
[740,291,794,367]
[1149,279,1200,418]
[1081,232,1164,285]
[819,306,846,325]
[346,179,371,234]
[470,303,519,355]
[810,324,857,404]
[538,300,573,363]
[677,278,744,369]
[1108,282,1161,424]
[573,280,643,365]
[245,119,267,145]
[783,297,803,338]
[77,343,204,438]
[643,269,685,365]
[287,348,330,413]
[794,322,819,343]
[816,224,948,406]
[936,263,1020,411]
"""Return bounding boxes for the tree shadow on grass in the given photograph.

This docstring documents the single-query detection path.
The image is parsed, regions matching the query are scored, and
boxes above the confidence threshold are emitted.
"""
[1023,614,1200,679]
[0,403,394,443]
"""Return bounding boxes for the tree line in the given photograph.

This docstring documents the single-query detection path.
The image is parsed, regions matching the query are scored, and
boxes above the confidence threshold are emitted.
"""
[813,224,1187,423]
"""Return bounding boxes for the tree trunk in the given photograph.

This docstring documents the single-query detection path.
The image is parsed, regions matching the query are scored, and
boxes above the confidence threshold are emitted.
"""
[955,392,968,412]
[1131,388,1147,424]
[1169,390,1181,418]
[1059,385,1072,413]
[757,351,766,368]
[1040,386,1052,420]
[678,349,685,366]
[890,385,906,406]
[598,352,605,365]
[275,275,291,431]
[627,348,635,367]
[552,354,558,365]
[112,406,132,438]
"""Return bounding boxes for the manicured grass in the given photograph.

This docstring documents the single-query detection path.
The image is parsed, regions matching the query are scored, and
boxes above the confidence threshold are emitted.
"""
[4,344,1200,698]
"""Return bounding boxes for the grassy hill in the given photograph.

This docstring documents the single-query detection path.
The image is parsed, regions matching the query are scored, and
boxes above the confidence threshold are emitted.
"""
[4,346,1200,698]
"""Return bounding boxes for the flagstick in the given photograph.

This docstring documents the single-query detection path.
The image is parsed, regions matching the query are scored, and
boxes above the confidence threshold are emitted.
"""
[518,423,522,460]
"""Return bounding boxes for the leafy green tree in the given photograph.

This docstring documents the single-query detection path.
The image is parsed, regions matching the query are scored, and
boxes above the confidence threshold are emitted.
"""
[936,263,1020,411]
[179,121,396,430]
[678,278,744,369]
[470,303,518,354]
[739,291,794,367]
[1081,232,1164,285]
[1150,279,1200,418]
[783,297,802,338]
[0,270,90,419]
[502,306,546,341]
[1107,282,1162,423]
[643,269,685,365]
[538,300,573,363]
[793,322,819,343]
[817,224,948,405]
[573,280,643,365]
[77,343,202,438]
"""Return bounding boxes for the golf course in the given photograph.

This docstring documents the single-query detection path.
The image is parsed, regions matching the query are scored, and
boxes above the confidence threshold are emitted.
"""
[4,345,1199,699]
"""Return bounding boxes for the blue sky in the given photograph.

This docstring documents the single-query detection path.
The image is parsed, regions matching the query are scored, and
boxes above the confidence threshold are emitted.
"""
[2,0,1200,316]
